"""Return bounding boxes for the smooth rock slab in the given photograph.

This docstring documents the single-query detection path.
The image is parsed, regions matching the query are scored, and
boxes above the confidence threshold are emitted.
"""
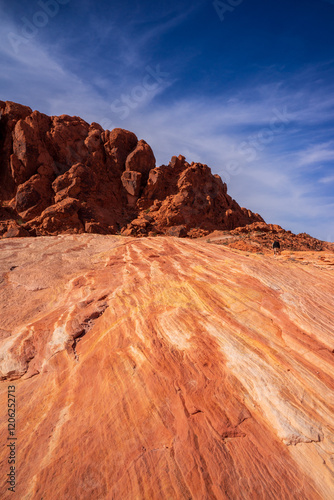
[0,234,333,499]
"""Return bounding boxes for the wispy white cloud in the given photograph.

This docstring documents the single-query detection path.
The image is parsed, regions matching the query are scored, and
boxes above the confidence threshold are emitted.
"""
[0,7,106,116]
[128,2,203,48]
[297,141,334,166]
[319,173,334,184]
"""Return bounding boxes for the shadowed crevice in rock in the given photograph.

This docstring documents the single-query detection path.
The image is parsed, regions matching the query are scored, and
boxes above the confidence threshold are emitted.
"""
[70,303,109,362]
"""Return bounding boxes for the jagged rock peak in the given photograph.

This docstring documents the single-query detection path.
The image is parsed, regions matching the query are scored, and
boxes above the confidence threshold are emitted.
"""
[0,100,263,238]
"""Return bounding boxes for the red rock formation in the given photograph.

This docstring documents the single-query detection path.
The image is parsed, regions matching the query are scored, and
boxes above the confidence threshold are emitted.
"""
[122,154,264,236]
[0,234,333,498]
[0,101,263,238]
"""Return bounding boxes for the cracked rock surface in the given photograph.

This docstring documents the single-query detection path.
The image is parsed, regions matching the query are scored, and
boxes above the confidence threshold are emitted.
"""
[0,234,333,499]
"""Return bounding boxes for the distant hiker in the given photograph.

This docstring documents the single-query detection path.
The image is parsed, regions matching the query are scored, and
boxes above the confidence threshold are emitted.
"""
[272,240,281,255]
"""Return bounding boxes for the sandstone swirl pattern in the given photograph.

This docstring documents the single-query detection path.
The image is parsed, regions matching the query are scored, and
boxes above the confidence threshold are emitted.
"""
[0,235,333,499]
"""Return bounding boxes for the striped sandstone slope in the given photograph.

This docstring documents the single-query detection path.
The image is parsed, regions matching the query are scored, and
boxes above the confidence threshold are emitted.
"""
[0,234,333,499]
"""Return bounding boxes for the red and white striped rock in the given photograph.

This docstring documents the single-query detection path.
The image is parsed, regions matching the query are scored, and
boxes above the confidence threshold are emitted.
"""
[0,234,333,499]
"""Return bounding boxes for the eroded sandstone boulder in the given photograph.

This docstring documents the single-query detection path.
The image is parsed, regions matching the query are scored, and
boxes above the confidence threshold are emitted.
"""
[136,156,263,236]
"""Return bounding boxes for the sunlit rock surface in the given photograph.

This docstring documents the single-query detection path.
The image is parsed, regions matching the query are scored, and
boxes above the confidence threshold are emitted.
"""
[0,234,333,499]
[0,100,263,239]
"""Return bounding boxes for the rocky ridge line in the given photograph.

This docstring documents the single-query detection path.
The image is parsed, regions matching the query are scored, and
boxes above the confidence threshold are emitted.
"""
[0,100,263,239]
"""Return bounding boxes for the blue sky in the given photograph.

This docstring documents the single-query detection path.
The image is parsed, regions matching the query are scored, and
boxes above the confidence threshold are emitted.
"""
[1,0,334,241]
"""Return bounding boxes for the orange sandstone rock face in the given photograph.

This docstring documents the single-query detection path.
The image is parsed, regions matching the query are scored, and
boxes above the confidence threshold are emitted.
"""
[0,235,334,499]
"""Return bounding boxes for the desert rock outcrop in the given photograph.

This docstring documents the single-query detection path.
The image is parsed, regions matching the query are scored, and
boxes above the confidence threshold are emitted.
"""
[0,100,263,238]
